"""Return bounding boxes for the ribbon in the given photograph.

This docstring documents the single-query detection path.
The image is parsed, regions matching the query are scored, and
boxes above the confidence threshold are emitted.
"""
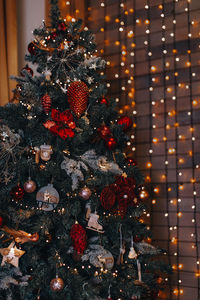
[43,108,76,140]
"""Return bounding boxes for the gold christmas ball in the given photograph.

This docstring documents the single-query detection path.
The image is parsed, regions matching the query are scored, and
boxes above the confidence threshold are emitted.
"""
[24,178,36,193]
[50,277,64,292]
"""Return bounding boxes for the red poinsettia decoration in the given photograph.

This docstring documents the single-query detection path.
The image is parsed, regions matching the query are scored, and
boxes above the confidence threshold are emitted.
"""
[43,108,76,140]
[100,176,137,218]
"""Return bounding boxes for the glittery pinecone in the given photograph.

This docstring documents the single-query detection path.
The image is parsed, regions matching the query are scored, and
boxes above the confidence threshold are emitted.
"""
[41,93,51,114]
[67,81,89,118]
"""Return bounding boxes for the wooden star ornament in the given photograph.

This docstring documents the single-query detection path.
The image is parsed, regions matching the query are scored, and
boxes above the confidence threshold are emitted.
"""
[0,241,25,267]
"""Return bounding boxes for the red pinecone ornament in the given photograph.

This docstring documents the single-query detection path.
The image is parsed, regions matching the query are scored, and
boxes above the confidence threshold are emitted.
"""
[117,116,133,132]
[10,184,24,201]
[41,94,52,115]
[67,81,89,118]
[70,223,87,254]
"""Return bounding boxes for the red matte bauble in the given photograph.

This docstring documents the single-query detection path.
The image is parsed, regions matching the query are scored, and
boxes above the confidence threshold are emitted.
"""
[50,31,57,40]
[126,157,137,166]
[50,277,64,292]
[79,187,92,200]
[0,216,3,227]
[67,81,89,118]
[133,235,143,243]
[10,185,24,201]
[20,65,34,77]
[41,94,52,115]
[117,116,133,132]
[100,186,116,210]
[107,298,113,300]
[24,178,36,193]
[100,97,108,105]
[28,42,37,55]
[105,137,117,150]
[98,126,111,140]
[58,22,66,31]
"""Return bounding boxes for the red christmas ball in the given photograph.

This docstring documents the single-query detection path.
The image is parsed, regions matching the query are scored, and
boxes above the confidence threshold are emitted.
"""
[100,186,116,210]
[20,65,34,77]
[41,94,52,115]
[0,216,3,227]
[50,31,57,40]
[105,137,117,150]
[133,235,143,243]
[10,185,24,201]
[126,157,137,166]
[58,22,67,31]
[107,298,113,300]
[28,42,37,55]
[117,116,133,132]
[100,97,108,105]
[98,126,111,140]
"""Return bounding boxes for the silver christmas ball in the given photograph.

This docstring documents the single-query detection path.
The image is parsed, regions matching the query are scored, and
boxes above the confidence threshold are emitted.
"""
[24,177,36,193]
[79,186,92,200]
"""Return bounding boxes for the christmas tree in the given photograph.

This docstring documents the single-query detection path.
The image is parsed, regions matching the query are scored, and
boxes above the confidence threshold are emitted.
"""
[0,1,171,299]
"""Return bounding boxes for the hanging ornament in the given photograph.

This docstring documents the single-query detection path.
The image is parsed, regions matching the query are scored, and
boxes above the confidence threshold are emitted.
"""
[100,186,116,210]
[79,186,92,200]
[97,125,111,140]
[0,216,3,227]
[117,224,125,265]
[50,31,57,40]
[85,203,91,220]
[24,177,36,193]
[117,116,133,132]
[87,211,104,233]
[67,81,89,118]
[41,94,52,115]
[105,137,117,150]
[20,65,34,77]
[100,97,108,105]
[28,42,37,55]
[128,236,137,259]
[137,259,142,282]
[50,276,64,292]
[36,184,59,211]
[126,157,137,166]
[2,226,39,244]
[45,231,52,243]
[10,184,24,201]
[82,245,114,270]
[40,144,53,161]
[0,241,25,267]
[70,223,87,254]
[58,22,67,31]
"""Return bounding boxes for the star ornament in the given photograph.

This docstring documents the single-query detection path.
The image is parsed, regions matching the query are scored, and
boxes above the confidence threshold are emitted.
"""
[0,241,25,268]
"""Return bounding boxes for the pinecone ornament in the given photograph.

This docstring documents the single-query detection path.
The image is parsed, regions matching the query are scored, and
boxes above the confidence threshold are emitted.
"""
[67,81,89,118]
[41,94,51,115]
